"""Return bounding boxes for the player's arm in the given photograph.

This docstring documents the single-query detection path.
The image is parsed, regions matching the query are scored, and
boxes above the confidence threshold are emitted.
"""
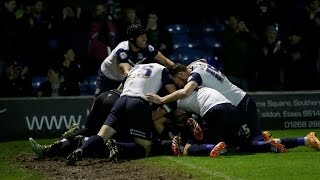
[147,81,198,104]
[154,51,175,68]
[119,62,132,76]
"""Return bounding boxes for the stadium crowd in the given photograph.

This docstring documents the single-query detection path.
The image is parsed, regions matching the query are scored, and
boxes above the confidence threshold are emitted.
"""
[1,0,320,98]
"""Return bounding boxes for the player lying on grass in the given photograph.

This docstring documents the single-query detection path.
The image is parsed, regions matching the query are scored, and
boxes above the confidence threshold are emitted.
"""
[172,128,320,158]
[163,86,284,158]
[163,87,320,158]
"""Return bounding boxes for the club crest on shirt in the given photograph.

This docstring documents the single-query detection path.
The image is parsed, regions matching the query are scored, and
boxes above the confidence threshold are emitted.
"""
[148,45,154,52]
[137,53,143,59]
[120,52,128,59]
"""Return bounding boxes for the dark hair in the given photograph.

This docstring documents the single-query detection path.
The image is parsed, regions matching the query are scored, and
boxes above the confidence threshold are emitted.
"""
[126,24,146,40]
[169,63,187,76]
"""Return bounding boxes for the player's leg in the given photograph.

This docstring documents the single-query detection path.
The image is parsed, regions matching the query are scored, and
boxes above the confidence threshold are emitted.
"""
[29,136,84,158]
[66,96,125,165]
[262,131,320,151]
[125,97,154,157]
[237,95,263,141]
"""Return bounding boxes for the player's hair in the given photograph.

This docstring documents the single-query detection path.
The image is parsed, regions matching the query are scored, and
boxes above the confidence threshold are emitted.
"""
[126,24,146,41]
[169,63,187,76]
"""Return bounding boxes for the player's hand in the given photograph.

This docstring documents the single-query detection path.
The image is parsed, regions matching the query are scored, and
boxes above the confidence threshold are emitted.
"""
[146,93,162,104]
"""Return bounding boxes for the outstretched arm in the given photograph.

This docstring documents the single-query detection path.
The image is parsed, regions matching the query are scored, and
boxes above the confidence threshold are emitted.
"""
[154,51,175,68]
[146,81,198,104]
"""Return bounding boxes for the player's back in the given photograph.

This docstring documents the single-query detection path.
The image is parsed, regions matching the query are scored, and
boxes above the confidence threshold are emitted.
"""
[121,63,166,100]
[178,87,231,117]
[190,62,246,106]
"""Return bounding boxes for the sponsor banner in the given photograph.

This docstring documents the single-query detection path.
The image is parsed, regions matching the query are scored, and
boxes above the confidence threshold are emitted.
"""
[1,91,320,141]
[249,91,320,130]
[0,96,93,141]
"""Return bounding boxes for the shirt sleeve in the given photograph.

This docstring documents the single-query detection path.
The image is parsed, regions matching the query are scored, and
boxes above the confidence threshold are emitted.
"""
[161,68,172,86]
[115,48,129,63]
[188,72,202,86]
[146,45,158,58]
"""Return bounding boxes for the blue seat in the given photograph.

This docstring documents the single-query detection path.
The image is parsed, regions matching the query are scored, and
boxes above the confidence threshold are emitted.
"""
[86,75,97,95]
[202,25,215,34]
[170,48,214,65]
[214,23,226,32]
[79,80,89,95]
[202,36,222,48]
[166,24,190,34]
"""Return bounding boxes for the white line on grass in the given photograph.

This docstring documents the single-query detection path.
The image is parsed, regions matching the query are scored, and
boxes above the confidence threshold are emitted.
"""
[164,156,238,180]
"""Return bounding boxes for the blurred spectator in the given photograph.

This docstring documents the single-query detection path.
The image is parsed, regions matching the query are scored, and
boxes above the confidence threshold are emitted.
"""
[91,3,119,49]
[254,24,286,91]
[105,0,121,20]
[15,1,34,62]
[288,0,320,90]
[117,7,141,42]
[15,1,32,19]
[253,0,281,34]
[0,60,33,97]
[0,0,19,75]
[145,11,173,57]
[36,65,73,97]
[283,30,316,90]
[59,47,84,96]
[218,15,259,91]
[57,5,88,56]
[23,0,54,75]
[88,21,110,75]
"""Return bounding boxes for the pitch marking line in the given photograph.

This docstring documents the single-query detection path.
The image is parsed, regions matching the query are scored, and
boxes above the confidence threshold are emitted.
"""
[164,156,238,180]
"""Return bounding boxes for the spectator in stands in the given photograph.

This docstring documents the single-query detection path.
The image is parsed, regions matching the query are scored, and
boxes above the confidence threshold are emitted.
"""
[218,15,259,91]
[59,47,84,96]
[91,3,119,49]
[88,21,110,75]
[0,0,19,76]
[117,7,142,42]
[300,0,320,88]
[36,65,74,97]
[283,30,315,90]
[253,0,281,35]
[254,24,286,91]
[26,0,54,75]
[0,60,33,97]
[144,11,173,57]
[87,3,117,74]
[58,5,85,57]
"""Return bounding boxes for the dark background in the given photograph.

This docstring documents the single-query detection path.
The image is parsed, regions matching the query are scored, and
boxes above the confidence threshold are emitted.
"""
[42,0,302,25]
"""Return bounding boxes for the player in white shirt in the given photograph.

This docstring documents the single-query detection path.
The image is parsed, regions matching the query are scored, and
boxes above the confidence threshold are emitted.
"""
[146,60,262,142]
[67,63,176,165]
[95,24,174,97]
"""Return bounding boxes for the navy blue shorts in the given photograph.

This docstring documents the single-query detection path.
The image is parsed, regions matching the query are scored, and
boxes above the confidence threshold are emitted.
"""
[85,89,121,135]
[95,69,122,97]
[188,103,243,146]
[237,94,261,140]
[104,95,153,140]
